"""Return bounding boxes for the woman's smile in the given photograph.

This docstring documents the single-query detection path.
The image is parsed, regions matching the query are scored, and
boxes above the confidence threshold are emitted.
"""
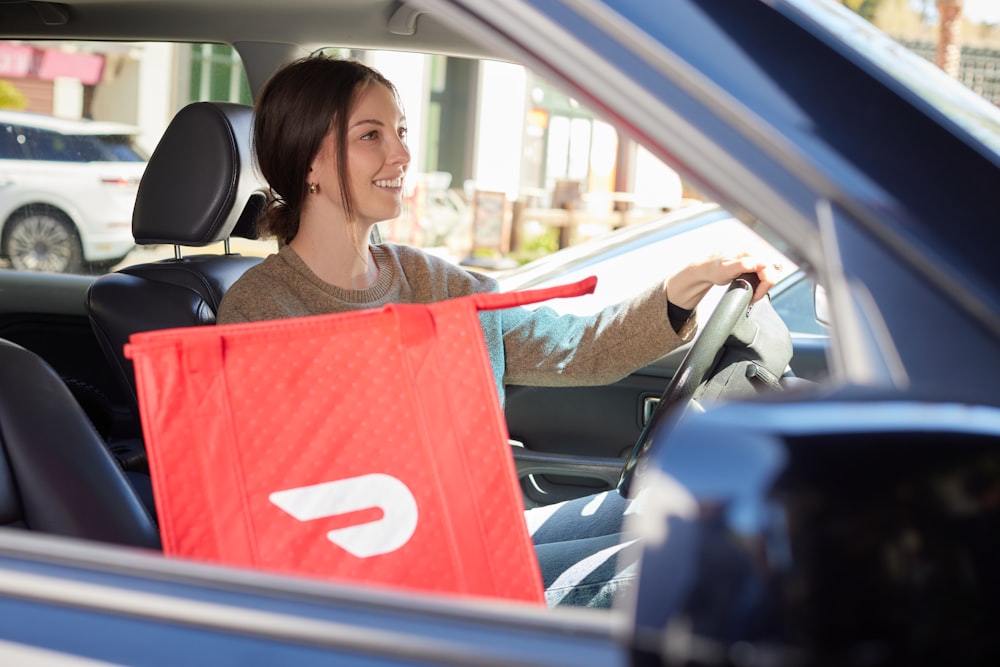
[373,176,404,190]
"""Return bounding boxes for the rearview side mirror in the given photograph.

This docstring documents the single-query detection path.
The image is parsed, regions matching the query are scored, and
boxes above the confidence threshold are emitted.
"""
[814,283,830,328]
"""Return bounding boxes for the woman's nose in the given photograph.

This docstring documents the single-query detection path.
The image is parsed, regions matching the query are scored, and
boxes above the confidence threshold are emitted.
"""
[389,137,410,167]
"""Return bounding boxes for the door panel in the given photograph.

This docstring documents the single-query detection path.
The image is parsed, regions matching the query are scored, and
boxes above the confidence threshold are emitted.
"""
[505,337,829,506]
[507,372,665,506]
[0,271,140,440]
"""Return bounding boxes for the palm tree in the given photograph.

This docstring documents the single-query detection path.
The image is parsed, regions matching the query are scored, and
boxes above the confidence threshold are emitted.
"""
[935,0,964,77]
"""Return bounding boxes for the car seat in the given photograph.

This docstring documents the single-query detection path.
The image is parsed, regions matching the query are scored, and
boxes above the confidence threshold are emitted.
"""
[0,338,160,548]
[85,102,268,424]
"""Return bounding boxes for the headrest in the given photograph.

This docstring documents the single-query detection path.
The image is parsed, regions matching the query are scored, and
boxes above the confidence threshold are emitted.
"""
[132,102,266,246]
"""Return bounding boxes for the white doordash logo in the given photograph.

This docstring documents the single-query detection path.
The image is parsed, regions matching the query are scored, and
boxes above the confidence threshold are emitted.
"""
[269,473,418,558]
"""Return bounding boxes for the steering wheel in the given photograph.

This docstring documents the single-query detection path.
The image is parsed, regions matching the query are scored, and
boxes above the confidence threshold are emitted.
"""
[617,273,760,497]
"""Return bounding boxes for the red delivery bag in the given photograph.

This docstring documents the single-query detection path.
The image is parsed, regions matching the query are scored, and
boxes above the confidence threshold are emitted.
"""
[124,276,596,604]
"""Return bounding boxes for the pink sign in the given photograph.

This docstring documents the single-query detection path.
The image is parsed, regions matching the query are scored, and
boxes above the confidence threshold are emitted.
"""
[38,49,104,85]
[0,44,35,78]
[0,44,104,85]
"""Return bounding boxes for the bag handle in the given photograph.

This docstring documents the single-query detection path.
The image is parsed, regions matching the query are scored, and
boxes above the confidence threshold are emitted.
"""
[471,276,596,312]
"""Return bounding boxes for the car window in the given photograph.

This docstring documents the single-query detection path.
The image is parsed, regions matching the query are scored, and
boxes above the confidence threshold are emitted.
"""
[0,40,265,275]
[54,134,147,162]
[0,38,814,330]
[94,135,147,161]
[771,274,826,337]
[7,125,65,161]
[498,215,798,318]
[0,123,21,159]
[11,126,113,162]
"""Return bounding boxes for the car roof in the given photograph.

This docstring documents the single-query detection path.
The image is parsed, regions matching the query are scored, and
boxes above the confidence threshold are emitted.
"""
[0,109,140,136]
[0,1,505,116]
[0,0,497,60]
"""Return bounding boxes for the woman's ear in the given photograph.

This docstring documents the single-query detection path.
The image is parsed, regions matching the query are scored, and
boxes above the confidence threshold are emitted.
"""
[308,135,335,183]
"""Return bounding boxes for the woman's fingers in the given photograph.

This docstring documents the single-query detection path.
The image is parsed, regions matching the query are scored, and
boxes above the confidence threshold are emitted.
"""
[666,250,785,309]
[713,254,780,303]
[738,256,781,303]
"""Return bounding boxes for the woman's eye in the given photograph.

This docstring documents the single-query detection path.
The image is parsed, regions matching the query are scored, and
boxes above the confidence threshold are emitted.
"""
[361,130,378,140]
[398,127,408,140]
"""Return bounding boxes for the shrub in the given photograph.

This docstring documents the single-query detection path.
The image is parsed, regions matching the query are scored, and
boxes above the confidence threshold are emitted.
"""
[0,80,28,110]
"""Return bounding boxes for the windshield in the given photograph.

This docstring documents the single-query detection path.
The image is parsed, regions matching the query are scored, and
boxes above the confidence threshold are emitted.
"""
[0,125,147,162]
[784,0,1000,156]
[87,134,148,162]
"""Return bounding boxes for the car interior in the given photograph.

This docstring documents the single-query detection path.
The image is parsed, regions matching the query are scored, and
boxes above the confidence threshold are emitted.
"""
[0,0,819,566]
[0,337,159,548]
[2,95,809,552]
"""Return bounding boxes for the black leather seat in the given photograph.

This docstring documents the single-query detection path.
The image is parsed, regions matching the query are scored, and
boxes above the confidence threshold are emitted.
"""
[0,338,161,548]
[86,102,268,419]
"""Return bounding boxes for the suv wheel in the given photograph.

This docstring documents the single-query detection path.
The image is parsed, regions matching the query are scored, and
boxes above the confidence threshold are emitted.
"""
[3,209,84,274]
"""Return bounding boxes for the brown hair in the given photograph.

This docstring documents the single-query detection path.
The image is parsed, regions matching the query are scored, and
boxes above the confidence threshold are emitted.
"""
[252,55,398,244]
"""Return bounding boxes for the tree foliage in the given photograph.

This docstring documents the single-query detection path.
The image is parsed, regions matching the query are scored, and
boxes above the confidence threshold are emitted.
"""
[841,0,884,21]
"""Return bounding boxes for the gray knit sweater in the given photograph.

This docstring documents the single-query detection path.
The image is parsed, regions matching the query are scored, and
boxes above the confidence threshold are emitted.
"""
[217,243,696,404]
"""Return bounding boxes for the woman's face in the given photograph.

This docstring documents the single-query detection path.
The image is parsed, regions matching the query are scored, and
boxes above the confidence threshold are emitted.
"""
[310,82,410,228]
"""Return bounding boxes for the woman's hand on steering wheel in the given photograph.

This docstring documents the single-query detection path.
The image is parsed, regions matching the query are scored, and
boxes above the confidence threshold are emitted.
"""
[665,251,782,310]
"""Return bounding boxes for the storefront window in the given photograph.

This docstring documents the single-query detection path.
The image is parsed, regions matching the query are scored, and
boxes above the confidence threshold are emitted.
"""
[188,43,251,105]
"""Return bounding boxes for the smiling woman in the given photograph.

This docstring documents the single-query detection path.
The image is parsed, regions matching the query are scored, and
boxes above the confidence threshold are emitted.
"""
[215,53,781,610]
[241,55,408,289]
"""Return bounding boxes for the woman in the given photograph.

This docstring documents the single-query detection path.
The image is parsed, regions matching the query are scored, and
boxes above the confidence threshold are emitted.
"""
[218,55,779,608]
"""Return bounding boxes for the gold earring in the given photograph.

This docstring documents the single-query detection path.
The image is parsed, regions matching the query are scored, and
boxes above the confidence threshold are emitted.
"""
[308,182,318,194]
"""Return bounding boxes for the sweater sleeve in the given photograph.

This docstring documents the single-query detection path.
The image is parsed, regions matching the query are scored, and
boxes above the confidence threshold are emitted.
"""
[499,279,698,388]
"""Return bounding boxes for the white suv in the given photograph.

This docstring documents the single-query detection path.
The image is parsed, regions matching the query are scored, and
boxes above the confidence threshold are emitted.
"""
[0,110,147,274]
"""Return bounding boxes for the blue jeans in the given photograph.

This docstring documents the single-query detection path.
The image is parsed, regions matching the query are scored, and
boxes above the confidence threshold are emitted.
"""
[526,489,642,608]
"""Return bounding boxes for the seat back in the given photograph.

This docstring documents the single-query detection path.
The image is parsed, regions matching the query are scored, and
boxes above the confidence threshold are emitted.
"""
[0,338,160,548]
[86,102,268,413]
